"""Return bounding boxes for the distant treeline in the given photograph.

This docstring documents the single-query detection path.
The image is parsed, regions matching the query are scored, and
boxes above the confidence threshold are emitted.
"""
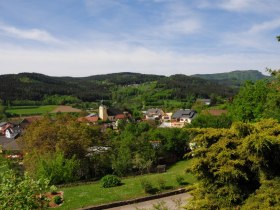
[0,72,238,105]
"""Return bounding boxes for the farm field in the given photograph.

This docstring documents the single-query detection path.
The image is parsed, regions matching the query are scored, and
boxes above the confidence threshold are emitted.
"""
[50,105,82,113]
[6,105,58,116]
[58,159,195,210]
[6,105,82,116]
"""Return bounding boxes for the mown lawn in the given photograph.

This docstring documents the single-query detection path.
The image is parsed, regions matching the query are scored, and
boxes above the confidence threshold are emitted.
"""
[58,159,195,210]
[6,105,57,116]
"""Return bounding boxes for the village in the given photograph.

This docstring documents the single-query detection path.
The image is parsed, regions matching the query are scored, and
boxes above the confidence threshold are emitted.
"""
[0,98,224,157]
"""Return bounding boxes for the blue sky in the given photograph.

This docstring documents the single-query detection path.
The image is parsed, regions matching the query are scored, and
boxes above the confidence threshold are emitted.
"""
[0,0,279,76]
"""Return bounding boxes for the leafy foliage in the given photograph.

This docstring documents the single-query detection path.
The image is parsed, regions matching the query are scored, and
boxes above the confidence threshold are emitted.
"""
[188,113,232,128]
[229,67,280,123]
[150,128,190,159]
[176,175,185,185]
[111,122,156,176]
[241,178,280,209]
[0,157,50,210]
[140,178,158,194]
[229,80,271,122]
[36,151,80,185]
[21,114,93,159]
[53,195,63,205]
[186,119,280,209]
[101,175,122,188]
[21,114,106,182]
[42,94,81,105]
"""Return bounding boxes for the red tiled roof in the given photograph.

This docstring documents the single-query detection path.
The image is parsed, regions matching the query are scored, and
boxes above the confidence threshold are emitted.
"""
[78,116,99,123]
[115,114,125,120]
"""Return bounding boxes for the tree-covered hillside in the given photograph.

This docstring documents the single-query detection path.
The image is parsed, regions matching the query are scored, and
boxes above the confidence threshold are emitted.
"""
[193,70,267,81]
[0,72,236,105]
[192,70,269,88]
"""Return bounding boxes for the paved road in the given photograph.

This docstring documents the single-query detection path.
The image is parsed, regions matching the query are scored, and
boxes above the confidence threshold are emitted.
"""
[107,193,192,210]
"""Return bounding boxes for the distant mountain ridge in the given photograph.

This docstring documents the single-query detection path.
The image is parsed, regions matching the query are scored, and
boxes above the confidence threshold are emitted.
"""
[0,70,269,103]
[192,70,269,88]
[192,70,268,81]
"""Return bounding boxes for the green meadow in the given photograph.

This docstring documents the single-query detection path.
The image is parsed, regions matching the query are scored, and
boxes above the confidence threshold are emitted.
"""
[6,105,57,116]
[58,159,195,210]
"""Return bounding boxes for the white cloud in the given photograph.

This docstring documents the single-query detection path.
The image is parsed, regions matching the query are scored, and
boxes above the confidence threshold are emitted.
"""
[222,18,280,49]
[248,18,280,34]
[199,0,280,13]
[219,0,253,11]
[144,2,202,38]
[158,18,201,36]
[0,46,276,77]
[0,23,60,43]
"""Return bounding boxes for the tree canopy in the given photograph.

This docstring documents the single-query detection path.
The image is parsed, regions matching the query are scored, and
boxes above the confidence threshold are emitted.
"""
[186,119,280,209]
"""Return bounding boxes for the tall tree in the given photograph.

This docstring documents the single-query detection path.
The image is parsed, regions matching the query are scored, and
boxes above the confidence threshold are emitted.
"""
[0,99,6,120]
[229,80,269,122]
[21,114,100,180]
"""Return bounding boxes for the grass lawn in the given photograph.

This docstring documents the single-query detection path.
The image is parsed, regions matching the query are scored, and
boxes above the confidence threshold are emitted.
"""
[6,105,57,116]
[58,159,195,210]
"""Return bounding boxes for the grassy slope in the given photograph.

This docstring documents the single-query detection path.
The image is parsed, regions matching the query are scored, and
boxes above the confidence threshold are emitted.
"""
[6,105,57,115]
[58,159,195,210]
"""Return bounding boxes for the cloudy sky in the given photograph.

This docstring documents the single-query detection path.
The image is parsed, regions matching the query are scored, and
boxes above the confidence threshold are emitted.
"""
[0,0,279,76]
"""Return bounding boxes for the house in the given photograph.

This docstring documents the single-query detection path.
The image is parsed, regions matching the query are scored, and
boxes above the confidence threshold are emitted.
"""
[78,113,99,124]
[0,122,21,139]
[0,122,8,132]
[0,136,21,153]
[162,112,172,122]
[0,122,11,135]
[171,109,197,128]
[5,125,21,139]
[196,99,211,106]
[145,108,164,120]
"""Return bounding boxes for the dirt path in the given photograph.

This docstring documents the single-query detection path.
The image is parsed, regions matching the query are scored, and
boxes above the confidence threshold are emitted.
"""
[107,193,192,210]
[50,105,82,113]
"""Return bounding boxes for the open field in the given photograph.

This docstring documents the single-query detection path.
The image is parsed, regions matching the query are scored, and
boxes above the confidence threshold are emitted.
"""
[6,105,58,116]
[50,105,82,113]
[6,105,82,116]
[58,159,195,210]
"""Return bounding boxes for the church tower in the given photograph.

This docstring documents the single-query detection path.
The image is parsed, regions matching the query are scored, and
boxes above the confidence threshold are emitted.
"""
[99,104,108,121]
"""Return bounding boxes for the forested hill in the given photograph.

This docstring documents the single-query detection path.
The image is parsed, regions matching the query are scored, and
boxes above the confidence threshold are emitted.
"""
[193,70,268,81]
[0,72,247,102]
[192,70,269,88]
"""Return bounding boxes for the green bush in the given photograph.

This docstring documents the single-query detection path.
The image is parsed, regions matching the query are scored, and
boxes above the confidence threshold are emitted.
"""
[36,151,80,185]
[140,178,158,194]
[53,195,62,205]
[157,177,167,190]
[176,175,185,185]
[50,185,57,195]
[101,175,121,188]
